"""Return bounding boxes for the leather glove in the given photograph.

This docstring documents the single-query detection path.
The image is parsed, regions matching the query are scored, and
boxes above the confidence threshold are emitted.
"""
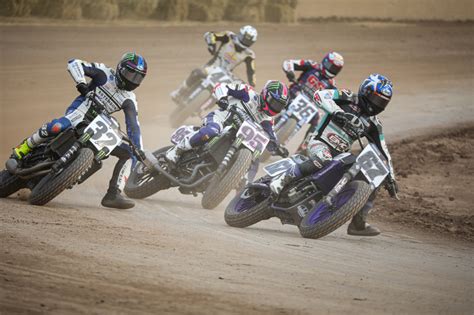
[217,97,229,110]
[286,71,296,83]
[332,111,351,125]
[76,82,89,96]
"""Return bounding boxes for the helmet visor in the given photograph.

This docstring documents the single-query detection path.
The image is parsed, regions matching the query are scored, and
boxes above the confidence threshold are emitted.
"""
[322,58,341,77]
[263,94,286,116]
[366,93,390,114]
[119,66,145,85]
[239,33,255,47]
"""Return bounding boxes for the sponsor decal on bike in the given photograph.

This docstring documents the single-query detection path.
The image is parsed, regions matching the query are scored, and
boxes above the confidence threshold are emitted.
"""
[327,132,350,151]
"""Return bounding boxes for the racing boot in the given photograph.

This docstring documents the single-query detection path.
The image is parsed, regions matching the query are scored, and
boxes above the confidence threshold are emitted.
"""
[269,165,302,195]
[347,202,380,236]
[12,127,48,159]
[12,139,33,160]
[101,187,135,209]
[165,135,193,165]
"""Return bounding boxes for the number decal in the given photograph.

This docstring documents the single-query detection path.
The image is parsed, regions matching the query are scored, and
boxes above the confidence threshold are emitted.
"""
[85,114,122,155]
[263,158,296,177]
[356,144,389,188]
[288,94,318,123]
[170,126,194,144]
[236,121,270,153]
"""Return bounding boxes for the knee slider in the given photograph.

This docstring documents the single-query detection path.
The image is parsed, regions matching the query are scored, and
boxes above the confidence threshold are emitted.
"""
[46,117,71,135]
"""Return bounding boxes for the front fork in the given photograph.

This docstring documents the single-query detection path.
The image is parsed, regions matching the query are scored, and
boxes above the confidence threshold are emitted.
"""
[51,130,93,173]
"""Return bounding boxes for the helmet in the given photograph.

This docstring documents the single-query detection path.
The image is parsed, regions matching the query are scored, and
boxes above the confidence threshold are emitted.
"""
[116,52,147,91]
[260,80,289,116]
[237,25,258,48]
[358,74,393,115]
[321,52,344,78]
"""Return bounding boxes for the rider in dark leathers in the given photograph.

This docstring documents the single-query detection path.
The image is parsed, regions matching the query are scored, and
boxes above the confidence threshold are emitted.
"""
[12,53,147,209]
[269,74,399,236]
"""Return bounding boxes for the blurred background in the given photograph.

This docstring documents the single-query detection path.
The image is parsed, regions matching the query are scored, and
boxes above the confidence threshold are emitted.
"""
[1,0,472,22]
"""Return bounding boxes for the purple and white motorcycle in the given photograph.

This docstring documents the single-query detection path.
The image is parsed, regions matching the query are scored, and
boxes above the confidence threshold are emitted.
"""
[224,129,396,239]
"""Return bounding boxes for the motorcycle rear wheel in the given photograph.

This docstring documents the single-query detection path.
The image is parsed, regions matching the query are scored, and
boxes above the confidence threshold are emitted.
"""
[224,187,271,228]
[124,147,172,199]
[0,169,27,198]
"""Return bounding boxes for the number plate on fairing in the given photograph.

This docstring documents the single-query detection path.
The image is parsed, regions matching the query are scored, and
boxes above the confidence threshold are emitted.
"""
[356,144,390,189]
[170,125,195,144]
[85,114,122,154]
[263,158,296,177]
[288,93,318,123]
[236,121,270,153]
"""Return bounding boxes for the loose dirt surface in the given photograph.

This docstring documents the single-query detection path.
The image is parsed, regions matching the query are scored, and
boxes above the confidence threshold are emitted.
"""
[374,125,474,241]
[1,21,473,314]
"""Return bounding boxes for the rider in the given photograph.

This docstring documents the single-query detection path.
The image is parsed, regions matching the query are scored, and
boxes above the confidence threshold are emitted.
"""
[171,25,258,103]
[268,74,398,236]
[166,80,289,164]
[12,53,147,209]
[282,52,344,150]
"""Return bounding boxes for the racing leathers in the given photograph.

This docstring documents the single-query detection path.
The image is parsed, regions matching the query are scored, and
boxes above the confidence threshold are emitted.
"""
[282,59,338,149]
[270,88,397,236]
[171,30,256,103]
[14,59,143,209]
[166,83,278,165]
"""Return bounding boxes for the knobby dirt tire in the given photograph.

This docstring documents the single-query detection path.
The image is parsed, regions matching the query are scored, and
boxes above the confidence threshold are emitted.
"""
[0,170,27,198]
[224,193,272,228]
[298,180,372,239]
[124,147,172,199]
[29,148,94,206]
[169,90,211,128]
[260,118,298,162]
[201,148,253,210]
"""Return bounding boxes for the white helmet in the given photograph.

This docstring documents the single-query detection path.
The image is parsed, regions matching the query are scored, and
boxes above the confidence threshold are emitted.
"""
[237,25,257,48]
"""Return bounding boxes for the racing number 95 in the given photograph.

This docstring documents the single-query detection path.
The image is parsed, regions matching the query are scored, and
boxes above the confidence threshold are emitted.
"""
[240,125,268,152]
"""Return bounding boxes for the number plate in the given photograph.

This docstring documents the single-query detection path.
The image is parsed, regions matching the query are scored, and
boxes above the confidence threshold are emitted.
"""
[356,144,390,189]
[85,114,122,154]
[236,121,270,153]
[170,125,195,144]
[288,94,318,123]
[263,158,296,177]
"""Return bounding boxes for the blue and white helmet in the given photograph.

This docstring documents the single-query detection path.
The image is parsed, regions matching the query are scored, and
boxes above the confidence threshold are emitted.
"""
[358,74,393,115]
[237,25,258,48]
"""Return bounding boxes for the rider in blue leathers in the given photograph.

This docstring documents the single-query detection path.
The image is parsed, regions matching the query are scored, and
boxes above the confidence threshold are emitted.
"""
[13,53,147,209]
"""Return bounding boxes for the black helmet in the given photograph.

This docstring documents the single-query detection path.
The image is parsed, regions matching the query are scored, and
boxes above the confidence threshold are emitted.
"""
[116,52,147,91]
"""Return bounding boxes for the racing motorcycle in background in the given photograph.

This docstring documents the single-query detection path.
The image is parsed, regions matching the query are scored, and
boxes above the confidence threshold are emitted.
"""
[125,102,278,210]
[169,64,244,128]
[260,81,319,162]
[0,93,140,206]
[224,94,399,239]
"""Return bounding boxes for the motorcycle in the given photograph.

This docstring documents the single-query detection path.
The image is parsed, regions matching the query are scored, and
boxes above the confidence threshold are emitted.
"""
[224,92,399,239]
[260,82,319,162]
[125,103,276,210]
[0,93,140,206]
[169,65,244,128]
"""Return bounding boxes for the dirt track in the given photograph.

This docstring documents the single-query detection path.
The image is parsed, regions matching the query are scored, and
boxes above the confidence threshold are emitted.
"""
[1,22,473,314]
